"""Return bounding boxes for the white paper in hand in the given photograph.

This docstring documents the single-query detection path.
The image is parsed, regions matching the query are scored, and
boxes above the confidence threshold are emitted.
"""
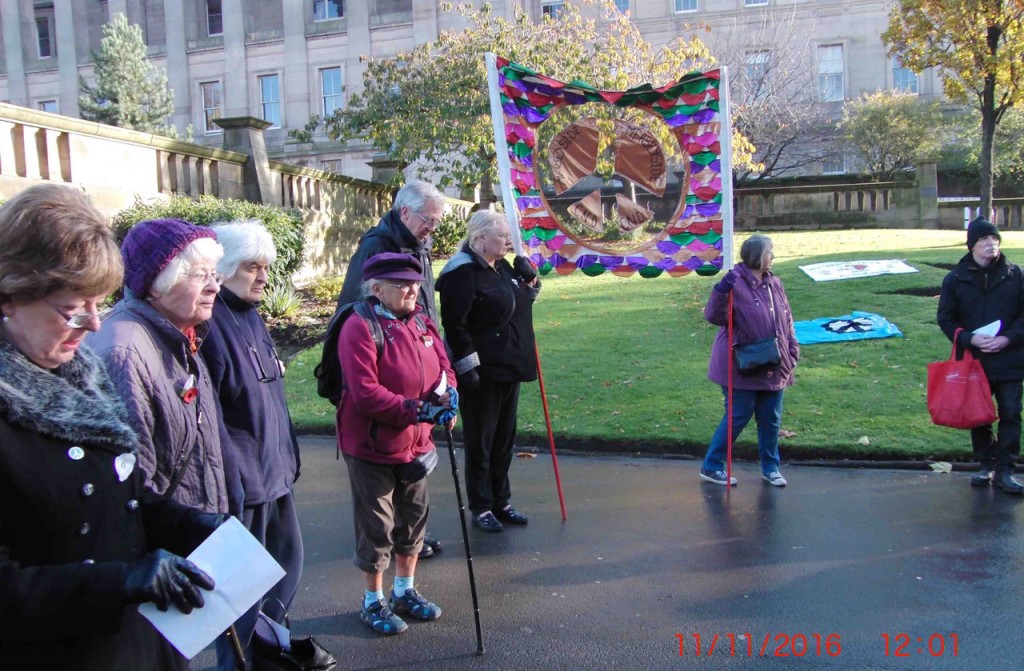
[139,516,286,659]
[973,320,1002,337]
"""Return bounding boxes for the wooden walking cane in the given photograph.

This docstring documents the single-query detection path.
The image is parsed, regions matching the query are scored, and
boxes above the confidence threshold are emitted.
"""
[535,341,567,521]
[726,292,734,491]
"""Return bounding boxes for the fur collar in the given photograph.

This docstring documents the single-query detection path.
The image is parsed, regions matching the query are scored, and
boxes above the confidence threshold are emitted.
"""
[0,336,138,453]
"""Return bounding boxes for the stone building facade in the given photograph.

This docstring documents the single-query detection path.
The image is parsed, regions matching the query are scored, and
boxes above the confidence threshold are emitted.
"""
[0,1,935,182]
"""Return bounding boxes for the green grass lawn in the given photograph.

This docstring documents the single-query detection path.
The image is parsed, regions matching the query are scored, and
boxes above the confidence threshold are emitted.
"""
[285,229,1024,462]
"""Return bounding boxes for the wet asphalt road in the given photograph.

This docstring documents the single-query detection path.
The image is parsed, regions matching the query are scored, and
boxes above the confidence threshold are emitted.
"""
[194,436,1024,671]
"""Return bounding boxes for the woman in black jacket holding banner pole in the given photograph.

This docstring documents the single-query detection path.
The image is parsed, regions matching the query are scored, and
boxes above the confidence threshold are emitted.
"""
[437,210,540,533]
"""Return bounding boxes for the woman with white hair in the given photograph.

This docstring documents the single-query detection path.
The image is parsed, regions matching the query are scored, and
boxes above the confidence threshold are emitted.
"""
[89,218,228,514]
[203,221,335,671]
[436,210,540,533]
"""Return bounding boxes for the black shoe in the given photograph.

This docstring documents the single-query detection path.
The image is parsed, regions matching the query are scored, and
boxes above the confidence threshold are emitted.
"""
[493,504,528,525]
[473,511,504,532]
[252,634,337,671]
[994,471,1024,495]
[423,532,442,552]
[417,543,434,559]
[971,470,993,487]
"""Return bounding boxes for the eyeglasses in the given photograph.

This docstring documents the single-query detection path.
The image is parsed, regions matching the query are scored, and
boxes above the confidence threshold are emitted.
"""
[181,269,223,286]
[383,281,421,292]
[45,300,112,329]
[248,340,282,383]
[411,210,440,228]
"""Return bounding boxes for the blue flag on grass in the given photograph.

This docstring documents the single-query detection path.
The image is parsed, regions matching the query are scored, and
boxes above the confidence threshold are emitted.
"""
[794,311,902,345]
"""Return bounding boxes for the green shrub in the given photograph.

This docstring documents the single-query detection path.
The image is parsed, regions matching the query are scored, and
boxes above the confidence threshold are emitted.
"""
[112,195,305,290]
[432,209,467,258]
[307,275,344,303]
[259,285,302,319]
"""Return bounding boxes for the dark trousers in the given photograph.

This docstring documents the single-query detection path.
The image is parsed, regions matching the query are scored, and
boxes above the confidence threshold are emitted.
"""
[462,379,520,516]
[971,379,1023,471]
[215,491,304,670]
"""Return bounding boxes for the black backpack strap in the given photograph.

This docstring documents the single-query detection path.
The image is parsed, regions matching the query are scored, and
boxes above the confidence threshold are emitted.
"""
[353,301,384,356]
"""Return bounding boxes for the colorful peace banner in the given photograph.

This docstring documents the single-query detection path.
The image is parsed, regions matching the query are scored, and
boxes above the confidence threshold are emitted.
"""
[486,54,733,278]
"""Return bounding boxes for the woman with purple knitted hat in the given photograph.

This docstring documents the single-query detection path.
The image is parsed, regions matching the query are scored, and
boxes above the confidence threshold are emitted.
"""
[88,218,229,514]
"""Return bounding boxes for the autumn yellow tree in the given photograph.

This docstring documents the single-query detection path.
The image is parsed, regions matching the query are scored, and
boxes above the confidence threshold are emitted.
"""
[884,1,1024,215]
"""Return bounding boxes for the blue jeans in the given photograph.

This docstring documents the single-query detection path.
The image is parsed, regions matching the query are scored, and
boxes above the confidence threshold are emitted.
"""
[702,387,784,475]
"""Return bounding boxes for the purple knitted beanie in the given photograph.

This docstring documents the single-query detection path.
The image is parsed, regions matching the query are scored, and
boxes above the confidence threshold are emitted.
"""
[121,218,217,297]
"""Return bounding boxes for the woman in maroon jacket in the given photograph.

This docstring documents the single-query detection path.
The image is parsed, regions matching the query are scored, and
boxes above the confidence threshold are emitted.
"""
[337,252,457,636]
[699,234,799,488]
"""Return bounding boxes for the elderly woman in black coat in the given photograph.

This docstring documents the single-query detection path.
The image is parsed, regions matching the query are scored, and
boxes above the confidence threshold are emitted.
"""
[0,185,219,670]
[436,210,540,533]
[204,220,334,670]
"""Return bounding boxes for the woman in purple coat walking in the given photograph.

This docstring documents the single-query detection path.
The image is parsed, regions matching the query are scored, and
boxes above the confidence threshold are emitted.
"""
[699,234,799,487]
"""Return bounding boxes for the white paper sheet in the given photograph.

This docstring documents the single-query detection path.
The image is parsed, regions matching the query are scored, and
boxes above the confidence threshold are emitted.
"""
[973,320,1002,337]
[139,517,286,659]
[798,259,918,282]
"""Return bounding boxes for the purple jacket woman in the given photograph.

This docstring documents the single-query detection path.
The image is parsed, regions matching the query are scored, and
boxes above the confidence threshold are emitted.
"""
[699,235,799,488]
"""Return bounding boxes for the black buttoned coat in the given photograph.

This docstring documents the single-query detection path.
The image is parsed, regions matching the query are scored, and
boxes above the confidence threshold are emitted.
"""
[0,341,212,670]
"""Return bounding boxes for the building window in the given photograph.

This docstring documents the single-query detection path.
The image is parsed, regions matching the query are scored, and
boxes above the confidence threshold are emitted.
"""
[675,0,697,12]
[745,50,769,100]
[744,0,768,6]
[892,58,918,94]
[822,151,847,175]
[320,67,343,116]
[314,0,343,21]
[817,44,845,102]
[542,2,564,19]
[201,81,223,134]
[321,159,341,172]
[207,0,223,37]
[613,0,629,12]
[36,16,53,58]
[38,100,58,113]
[259,74,281,127]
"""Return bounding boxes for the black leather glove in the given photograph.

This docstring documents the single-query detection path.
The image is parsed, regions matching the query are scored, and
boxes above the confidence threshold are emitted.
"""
[123,549,215,613]
[457,368,480,390]
[513,255,538,283]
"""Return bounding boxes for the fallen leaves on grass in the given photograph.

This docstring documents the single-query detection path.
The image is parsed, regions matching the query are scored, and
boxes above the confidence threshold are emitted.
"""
[857,436,870,445]
[779,429,796,439]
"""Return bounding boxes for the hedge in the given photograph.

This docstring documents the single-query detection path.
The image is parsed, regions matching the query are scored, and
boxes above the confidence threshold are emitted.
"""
[112,195,305,290]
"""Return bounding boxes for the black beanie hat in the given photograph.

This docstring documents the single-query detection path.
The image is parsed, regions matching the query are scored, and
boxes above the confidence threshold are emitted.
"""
[967,217,1001,250]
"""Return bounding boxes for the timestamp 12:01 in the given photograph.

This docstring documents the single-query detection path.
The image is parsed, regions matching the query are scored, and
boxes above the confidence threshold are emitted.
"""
[881,633,958,657]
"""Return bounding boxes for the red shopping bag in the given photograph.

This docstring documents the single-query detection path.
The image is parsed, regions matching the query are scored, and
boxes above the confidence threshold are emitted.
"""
[927,329,998,429]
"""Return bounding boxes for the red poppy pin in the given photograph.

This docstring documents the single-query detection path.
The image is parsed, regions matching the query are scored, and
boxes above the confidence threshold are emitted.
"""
[179,374,198,404]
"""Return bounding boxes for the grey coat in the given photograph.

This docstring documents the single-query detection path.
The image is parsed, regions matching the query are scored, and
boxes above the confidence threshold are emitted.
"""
[87,295,228,513]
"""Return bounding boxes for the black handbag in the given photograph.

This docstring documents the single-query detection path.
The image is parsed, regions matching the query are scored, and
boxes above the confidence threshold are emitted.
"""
[733,336,782,373]
[732,284,782,374]
[396,448,439,484]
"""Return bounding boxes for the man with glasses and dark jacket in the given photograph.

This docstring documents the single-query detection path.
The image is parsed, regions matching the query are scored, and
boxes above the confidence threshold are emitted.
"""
[205,221,336,671]
[336,180,447,559]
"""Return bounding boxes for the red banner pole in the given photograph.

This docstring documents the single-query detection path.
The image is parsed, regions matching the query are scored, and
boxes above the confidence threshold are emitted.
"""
[726,292,734,490]
[534,342,567,521]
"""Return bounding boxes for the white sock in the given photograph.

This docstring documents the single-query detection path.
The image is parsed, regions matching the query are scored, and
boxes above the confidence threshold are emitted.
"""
[393,575,414,598]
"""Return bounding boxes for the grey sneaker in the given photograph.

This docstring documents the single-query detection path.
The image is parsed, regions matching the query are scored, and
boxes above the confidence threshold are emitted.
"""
[699,469,737,486]
[762,471,788,487]
[360,598,407,635]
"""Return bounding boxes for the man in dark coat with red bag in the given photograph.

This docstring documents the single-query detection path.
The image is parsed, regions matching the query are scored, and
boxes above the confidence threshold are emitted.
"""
[938,217,1024,494]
